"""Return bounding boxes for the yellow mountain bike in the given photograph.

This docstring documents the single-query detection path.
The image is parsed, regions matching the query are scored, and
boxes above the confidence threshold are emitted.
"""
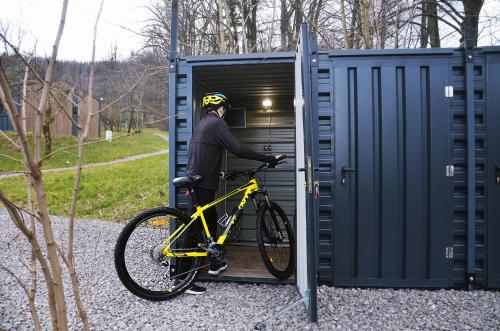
[114,155,294,300]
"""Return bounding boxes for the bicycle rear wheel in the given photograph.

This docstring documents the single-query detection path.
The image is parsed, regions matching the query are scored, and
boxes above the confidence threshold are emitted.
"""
[114,207,204,301]
[256,201,295,280]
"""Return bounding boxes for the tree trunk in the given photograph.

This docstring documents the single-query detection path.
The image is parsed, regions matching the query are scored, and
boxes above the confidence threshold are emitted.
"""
[427,0,440,47]
[420,1,429,48]
[21,62,29,134]
[293,0,302,44]
[394,1,400,48]
[218,0,225,53]
[240,0,248,52]
[31,1,70,328]
[42,102,54,156]
[350,0,361,49]
[359,0,372,49]
[280,0,287,50]
[248,0,258,52]
[378,0,387,49]
[340,0,351,49]
[462,0,484,47]
[228,1,239,53]
[222,0,233,52]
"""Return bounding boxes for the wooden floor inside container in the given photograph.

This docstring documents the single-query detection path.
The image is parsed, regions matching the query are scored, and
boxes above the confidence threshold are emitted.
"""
[198,245,295,284]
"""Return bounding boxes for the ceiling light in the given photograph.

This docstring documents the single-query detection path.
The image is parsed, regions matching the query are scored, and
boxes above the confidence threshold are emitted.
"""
[262,99,272,109]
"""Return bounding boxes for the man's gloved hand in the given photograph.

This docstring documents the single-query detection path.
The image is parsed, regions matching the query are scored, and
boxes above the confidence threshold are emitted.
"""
[267,154,283,168]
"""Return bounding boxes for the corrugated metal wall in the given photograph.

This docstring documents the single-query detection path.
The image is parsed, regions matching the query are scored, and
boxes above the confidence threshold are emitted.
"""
[170,46,500,289]
[449,50,485,287]
[169,60,192,214]
[449,47,500,289]
[332,50,453,287]
[315,50,335,284]
[225,110,295,242]
[313,47,500,289]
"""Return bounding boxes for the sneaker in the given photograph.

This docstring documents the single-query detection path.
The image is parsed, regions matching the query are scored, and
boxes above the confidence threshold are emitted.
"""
[208,260,228,276]
[185,283,206,295]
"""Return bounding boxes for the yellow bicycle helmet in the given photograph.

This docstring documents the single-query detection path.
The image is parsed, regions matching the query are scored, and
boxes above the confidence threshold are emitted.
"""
[202,92,231,111]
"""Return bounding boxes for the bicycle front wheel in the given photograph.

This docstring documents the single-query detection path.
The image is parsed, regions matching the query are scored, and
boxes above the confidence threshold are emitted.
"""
[256,201,295,280]
[114,207,204,301]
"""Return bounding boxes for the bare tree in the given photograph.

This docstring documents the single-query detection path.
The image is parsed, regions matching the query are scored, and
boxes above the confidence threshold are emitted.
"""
[0,1,108,329]
[0,0,70,326]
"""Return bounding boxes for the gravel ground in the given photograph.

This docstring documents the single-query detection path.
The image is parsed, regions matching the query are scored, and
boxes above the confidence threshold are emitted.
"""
[0,208,499,330]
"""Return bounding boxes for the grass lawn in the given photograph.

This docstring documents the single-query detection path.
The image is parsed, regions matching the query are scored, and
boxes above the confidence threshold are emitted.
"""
[0,153,169,222]
[0,128,167,172]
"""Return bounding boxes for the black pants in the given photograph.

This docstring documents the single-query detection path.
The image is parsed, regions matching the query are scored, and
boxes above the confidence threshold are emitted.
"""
[177,187,217,277]
[192,187,217,239]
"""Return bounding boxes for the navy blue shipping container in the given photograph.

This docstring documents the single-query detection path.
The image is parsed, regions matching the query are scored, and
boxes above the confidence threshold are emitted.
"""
[168,25,500,302]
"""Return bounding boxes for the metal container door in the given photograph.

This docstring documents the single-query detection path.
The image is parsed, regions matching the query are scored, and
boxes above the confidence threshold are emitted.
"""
[334,55,453,287]
[295,23,318,322]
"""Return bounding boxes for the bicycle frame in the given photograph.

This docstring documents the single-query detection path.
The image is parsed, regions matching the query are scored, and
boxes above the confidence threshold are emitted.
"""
[162,178,260,258]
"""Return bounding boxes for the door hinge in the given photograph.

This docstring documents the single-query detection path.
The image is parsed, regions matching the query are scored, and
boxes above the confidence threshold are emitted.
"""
[445,246,454,259]
[446,165,455,177]
[445,85,454,98]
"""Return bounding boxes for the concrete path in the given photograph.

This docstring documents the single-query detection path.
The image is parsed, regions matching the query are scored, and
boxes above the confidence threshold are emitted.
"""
[154,133,168,142]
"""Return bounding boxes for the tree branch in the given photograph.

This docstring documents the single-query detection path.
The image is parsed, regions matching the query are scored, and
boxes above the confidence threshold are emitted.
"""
[0,129,21,150]
[0,153,24,164]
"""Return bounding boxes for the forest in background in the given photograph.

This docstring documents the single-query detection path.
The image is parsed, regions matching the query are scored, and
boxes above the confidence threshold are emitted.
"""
[1,0,497,132]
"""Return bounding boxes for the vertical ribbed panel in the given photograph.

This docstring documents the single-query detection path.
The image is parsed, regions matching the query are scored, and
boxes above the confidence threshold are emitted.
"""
[169,47,500,288]
[450,50,488,288]
[316,52,335,284]
[170,61,192,213]
[333,54,453,287]
[224,112,296,242]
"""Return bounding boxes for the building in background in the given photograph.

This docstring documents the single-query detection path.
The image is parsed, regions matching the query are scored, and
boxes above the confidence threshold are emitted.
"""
[0,81,99,138]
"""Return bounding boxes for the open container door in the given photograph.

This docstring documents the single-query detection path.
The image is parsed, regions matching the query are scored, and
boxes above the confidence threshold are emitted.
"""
[256,23,318,329]
[295,23,319,323]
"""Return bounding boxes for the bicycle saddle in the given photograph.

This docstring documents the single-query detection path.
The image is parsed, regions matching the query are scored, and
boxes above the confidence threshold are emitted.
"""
[172,175,203,188]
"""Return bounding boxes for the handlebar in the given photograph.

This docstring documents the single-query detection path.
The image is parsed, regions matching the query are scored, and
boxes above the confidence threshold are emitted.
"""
[222,155,287,181]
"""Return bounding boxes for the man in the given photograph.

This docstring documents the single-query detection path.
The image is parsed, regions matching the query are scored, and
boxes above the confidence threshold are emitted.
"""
[183,92,279,295]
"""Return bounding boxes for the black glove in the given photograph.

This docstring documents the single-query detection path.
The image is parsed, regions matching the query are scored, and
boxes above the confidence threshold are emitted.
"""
[267,155,279,168]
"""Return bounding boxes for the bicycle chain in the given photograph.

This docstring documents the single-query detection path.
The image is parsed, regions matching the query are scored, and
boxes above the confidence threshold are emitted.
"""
[167,246,206,253]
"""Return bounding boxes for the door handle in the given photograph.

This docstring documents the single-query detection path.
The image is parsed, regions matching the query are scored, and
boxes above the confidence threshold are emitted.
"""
[341,166,356,185]
[298,167,319,172]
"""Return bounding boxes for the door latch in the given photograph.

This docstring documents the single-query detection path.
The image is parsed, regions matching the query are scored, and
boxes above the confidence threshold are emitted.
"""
[314,181,320,199]
[341,166,356,185]
[495,165,500,184]
[445,246,454,259]
[446,165,455,177]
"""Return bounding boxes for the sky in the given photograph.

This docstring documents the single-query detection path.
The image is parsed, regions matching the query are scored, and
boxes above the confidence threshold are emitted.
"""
[1,0,500,61]
[1,0,150,61]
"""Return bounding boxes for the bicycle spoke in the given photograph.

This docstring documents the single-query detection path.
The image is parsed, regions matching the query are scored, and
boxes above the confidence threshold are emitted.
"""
[120,211,203,295]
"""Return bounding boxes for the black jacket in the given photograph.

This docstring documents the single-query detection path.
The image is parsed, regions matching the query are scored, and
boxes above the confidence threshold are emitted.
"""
[186,112,275,190]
